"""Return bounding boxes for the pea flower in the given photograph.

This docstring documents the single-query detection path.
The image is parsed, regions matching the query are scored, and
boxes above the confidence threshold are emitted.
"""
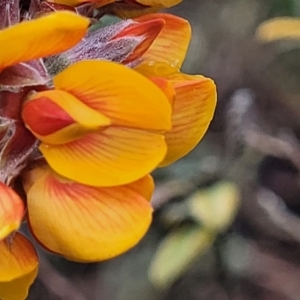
[0,0,217,299]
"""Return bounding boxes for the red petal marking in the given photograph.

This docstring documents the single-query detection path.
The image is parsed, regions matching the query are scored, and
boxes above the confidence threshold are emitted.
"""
[23,97,74,135]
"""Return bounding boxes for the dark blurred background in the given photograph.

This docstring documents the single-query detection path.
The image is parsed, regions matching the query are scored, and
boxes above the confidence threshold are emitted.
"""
[28,0,300,299]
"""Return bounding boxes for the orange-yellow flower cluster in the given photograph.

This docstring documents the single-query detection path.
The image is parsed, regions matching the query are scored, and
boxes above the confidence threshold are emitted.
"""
[0,1,216,299]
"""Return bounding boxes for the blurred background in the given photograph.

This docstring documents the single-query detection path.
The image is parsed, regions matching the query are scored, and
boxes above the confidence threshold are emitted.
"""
[28,0,300,299]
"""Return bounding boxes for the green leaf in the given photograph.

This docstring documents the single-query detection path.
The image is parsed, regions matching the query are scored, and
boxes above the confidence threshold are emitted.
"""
[148,225,214,289]
[187,181,240,232]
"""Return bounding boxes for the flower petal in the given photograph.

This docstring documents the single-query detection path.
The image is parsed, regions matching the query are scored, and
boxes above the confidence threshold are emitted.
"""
[54,60,172,131]
[23,90,111,145]
[0,183,24,240]
[134,13,191,76]
[0,233,38,300]
[25,166,153,261]
[0,11,89,70]
[160,74,217,166]
[40,126,167,186]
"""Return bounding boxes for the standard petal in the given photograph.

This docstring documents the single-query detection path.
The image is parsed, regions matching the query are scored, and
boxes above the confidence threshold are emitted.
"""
[0,11,89,70]
[0,183,24,240]
[160,74,217,167]
[134,13,191,76]
[40,126,167,186]
[0,233,38,300]
[54,60,172,131]
[25,166,153,261]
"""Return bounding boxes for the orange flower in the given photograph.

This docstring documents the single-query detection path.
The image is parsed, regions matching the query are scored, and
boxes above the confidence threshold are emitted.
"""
[0,8,216,300]
[22,60,172,187]
[135,13,217,166]
[19,59,171,264]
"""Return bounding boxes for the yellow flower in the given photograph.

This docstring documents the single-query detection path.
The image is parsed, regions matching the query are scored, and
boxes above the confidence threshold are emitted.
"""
[134,13,217,166]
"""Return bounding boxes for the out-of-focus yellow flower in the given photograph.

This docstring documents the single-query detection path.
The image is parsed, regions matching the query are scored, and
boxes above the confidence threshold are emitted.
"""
[256,17,300,42]
[135,13,217,166]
